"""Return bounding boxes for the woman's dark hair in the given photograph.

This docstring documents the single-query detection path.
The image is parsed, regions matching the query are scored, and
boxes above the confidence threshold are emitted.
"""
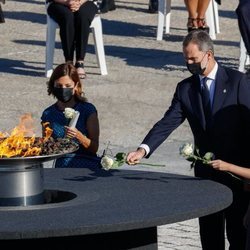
[47,63,87,102]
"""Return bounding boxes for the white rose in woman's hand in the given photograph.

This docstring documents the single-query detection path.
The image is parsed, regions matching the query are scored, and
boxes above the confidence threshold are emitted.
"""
[179,142,214,169]
[179,143,193,157]
[64,108,75,119]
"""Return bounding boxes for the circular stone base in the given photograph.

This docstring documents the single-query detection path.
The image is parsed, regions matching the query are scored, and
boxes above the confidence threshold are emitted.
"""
[0,189,78,211]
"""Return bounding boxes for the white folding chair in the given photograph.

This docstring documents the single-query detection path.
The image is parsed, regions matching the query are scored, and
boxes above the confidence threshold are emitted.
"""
[239,37,250,72]
[205,0,220,40]
[156,0,220,41]
[45,6,108,78]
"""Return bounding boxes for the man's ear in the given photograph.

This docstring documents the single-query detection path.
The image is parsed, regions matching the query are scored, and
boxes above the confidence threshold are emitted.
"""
[207,50,214,59]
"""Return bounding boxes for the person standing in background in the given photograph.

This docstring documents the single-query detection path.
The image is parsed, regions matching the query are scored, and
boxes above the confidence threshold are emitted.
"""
[236,0,250,73]
[184,0,211,33]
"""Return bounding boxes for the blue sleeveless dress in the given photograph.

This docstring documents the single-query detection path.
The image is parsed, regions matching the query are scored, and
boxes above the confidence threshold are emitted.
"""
[41,102,101,168]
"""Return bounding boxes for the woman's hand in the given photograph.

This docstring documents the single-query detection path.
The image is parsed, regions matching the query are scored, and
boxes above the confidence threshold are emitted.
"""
[65,125,96,153]
[126,148,146,165]
[68,0,87,12]
[65,126,80,139]
[210,160,250,180]
[209,160,231,171]
[68,0,81,12]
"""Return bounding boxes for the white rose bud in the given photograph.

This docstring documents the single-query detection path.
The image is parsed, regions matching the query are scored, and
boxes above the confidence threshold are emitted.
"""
[180,143,193,157]
[64,108,75,119]
[101,156,114,171]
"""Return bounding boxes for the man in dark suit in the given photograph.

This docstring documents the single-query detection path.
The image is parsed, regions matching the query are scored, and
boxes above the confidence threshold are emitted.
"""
[127,30,250,250]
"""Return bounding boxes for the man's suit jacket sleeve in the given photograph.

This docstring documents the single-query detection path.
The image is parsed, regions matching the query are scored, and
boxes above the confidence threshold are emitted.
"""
[141,84,186,158]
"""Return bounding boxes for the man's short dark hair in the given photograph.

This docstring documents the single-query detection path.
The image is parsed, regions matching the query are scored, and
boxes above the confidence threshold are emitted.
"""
[183,30,214,53]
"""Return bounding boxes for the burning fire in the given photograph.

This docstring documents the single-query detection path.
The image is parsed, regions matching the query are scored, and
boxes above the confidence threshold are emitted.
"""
[0,114,53,158]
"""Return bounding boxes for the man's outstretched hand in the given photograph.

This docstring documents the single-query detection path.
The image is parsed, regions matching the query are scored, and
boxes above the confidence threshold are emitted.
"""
[126,148,146,165]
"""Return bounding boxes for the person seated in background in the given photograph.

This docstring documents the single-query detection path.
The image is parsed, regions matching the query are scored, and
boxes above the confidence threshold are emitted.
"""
[47,0,98,79]
[148,0,158,13]
[41,63,101,168]
[184,0,211,33]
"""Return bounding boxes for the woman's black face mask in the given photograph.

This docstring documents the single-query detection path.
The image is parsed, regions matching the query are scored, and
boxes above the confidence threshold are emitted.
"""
[54,87,73,103]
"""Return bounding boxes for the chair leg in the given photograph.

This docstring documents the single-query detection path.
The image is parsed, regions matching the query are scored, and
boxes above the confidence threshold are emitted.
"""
[91,16,108,75]
[45,17,57,78]
[212,0,220,34]
[205,0,216,40]
[165,0,171,34]
[157,0,166,40]
[239,37,247,72]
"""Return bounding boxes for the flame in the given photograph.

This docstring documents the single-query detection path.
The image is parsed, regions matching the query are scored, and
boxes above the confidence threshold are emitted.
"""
[0,114,53,158]
[42,122,53,141]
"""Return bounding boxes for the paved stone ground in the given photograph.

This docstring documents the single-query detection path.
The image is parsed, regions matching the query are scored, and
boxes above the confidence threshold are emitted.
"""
[0,0,241,248]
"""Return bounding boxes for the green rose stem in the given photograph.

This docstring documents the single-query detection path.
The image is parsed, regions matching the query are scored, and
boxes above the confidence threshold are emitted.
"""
[135,162,166,167]
[225,172,243,181]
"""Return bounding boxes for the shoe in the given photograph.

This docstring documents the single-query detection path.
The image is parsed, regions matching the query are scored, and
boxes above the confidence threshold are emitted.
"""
[93,0,102,13]
[197,18,209,33]
[99,0,116,13]
[187,18,198,33]
[108,0,116,11]
[75,62,86,79]
[148,0,158,13]
[0,4,5,23]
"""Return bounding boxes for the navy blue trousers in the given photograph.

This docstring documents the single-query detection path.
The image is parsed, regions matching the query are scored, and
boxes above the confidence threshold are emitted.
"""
[236,0,250,55]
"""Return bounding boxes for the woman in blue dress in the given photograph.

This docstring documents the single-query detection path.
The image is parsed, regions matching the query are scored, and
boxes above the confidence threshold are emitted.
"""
[41,63,101,168]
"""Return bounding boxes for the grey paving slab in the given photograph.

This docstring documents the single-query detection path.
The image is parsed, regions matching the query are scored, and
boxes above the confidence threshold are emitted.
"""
[0,0,240,248]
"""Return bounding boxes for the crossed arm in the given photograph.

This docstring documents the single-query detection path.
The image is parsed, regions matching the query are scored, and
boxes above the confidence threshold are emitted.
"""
[53,0,88,12]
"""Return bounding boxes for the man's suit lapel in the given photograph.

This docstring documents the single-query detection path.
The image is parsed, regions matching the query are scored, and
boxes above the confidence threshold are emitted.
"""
[189,75,207,129]
[212,66,228,116]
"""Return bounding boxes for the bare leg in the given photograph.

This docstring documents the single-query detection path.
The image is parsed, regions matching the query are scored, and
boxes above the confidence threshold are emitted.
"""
[184,0,199,31]
[184,0,198,18]
[196,0,210,30]
[197,0,211,19]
